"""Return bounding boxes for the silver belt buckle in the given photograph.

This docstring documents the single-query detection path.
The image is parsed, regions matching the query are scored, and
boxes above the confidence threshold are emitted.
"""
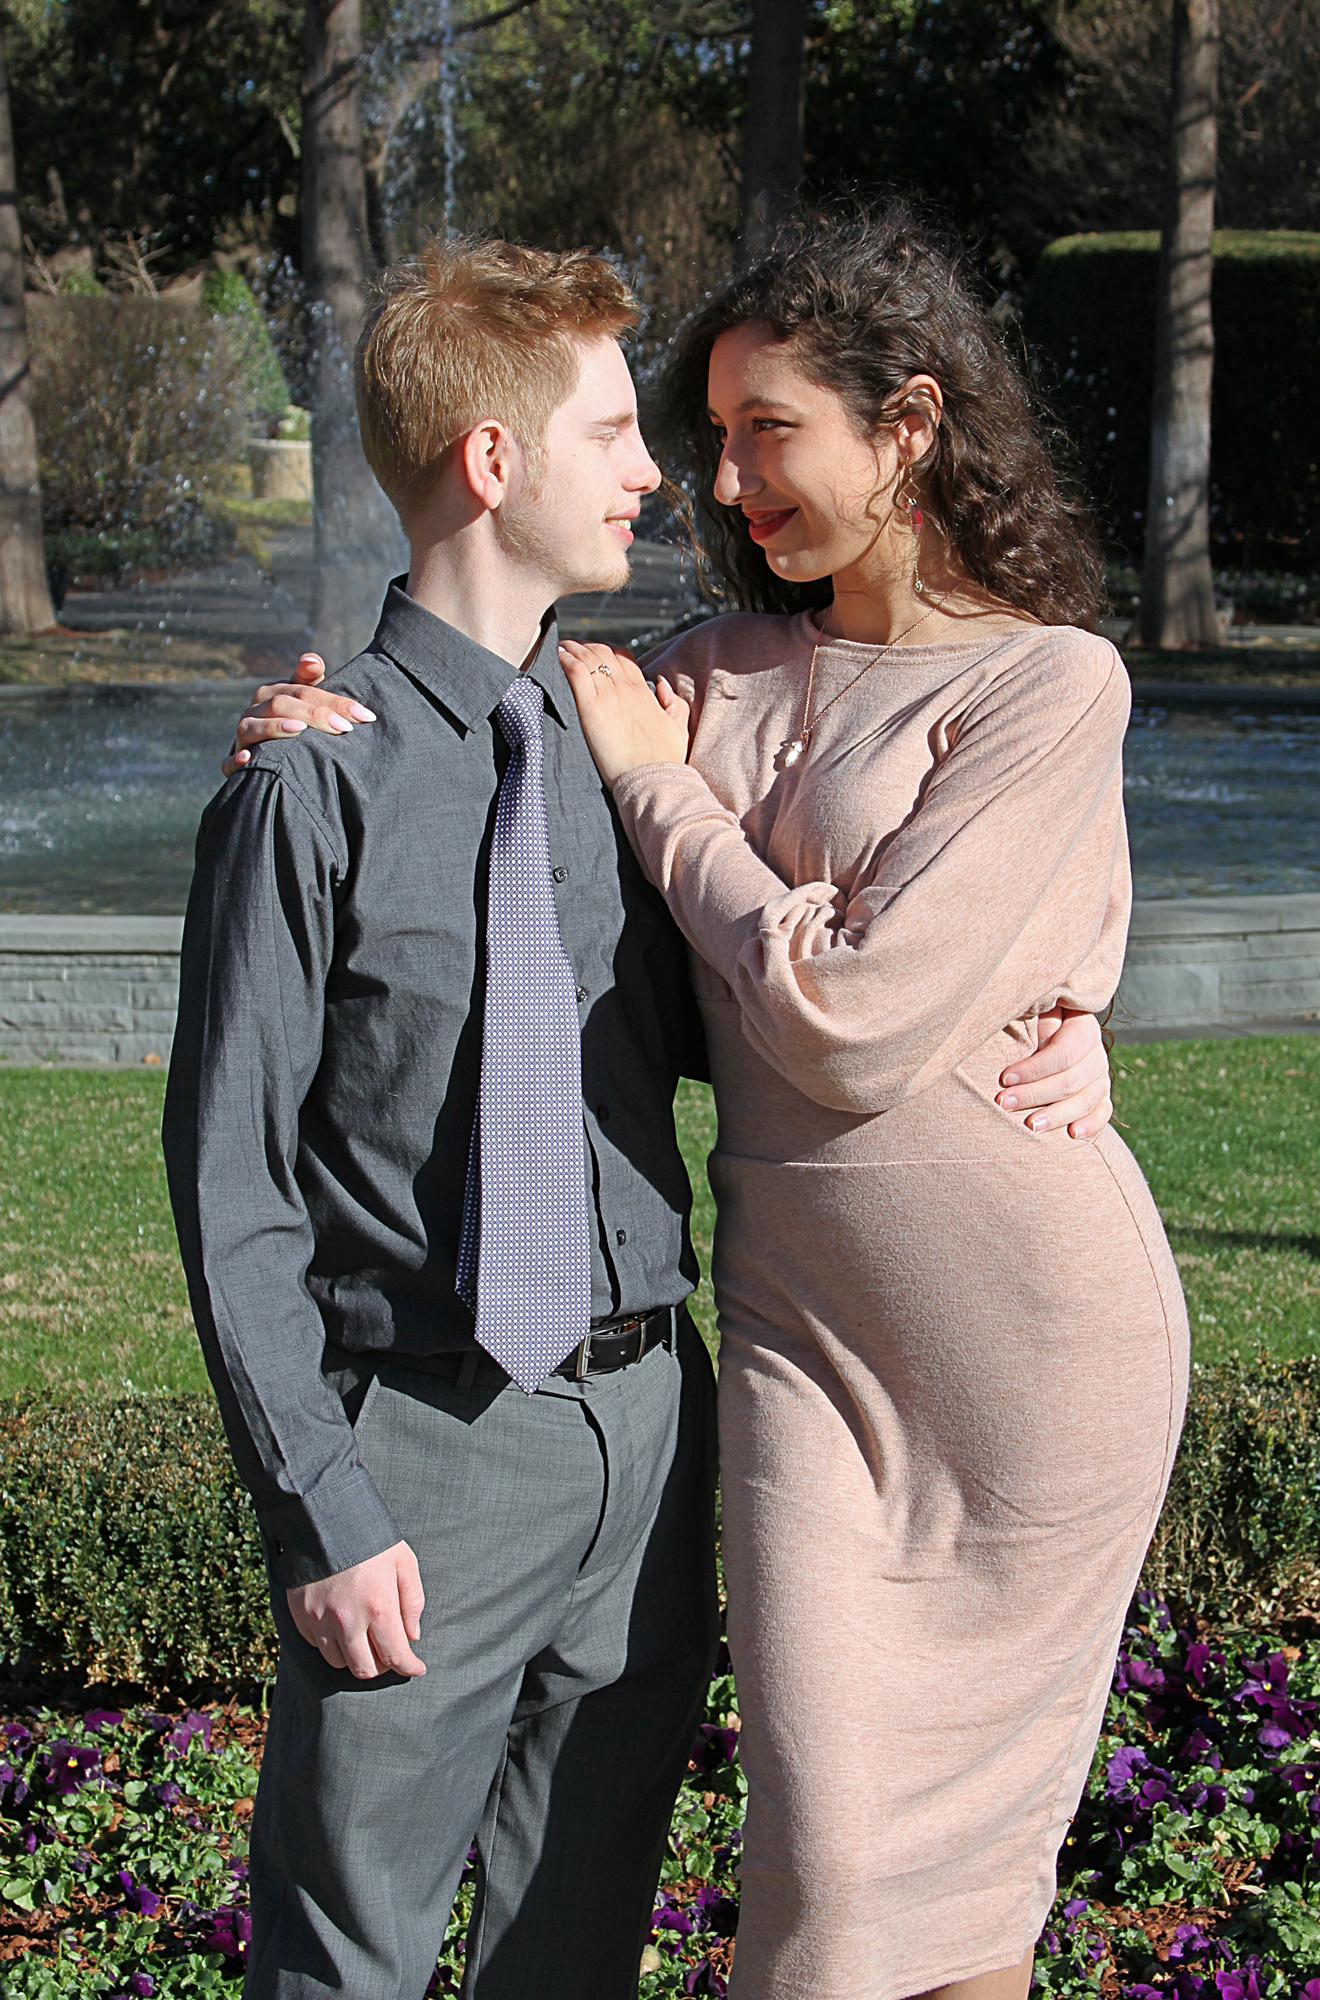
[573,1332,593,1381]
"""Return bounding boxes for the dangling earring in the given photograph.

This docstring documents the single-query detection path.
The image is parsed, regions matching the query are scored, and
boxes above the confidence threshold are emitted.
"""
[896,466,926,595]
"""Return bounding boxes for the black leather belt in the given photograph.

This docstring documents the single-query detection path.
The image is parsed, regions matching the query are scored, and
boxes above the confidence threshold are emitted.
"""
[554,1305,678,1380]
[414,1307,678,1391]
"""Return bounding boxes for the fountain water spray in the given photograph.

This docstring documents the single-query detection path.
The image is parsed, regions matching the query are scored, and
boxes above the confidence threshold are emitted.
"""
[439,0,459,235]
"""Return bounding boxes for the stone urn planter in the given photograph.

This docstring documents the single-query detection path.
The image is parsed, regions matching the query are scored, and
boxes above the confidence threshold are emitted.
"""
[246,437,312,502]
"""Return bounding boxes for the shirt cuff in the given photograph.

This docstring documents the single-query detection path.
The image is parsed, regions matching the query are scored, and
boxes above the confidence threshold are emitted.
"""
[256,1466,403,1591]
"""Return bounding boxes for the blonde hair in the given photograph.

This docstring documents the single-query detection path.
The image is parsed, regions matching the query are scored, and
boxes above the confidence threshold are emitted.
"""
[355,236,639,517]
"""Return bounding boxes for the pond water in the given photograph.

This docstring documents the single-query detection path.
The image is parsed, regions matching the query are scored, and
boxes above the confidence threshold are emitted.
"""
[1,686,1317,913]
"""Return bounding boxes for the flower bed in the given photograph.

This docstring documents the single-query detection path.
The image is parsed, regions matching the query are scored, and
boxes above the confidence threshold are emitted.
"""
[1,1603,1315,1998]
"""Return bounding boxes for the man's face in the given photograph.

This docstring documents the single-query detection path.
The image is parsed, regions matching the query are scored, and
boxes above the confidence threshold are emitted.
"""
[497,336,662,597]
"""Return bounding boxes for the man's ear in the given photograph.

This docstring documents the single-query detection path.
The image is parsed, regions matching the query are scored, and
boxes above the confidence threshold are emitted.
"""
[458,419,516,514]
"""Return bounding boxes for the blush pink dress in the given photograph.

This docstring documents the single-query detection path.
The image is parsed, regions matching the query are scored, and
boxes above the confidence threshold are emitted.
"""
[616,612,1190,2000]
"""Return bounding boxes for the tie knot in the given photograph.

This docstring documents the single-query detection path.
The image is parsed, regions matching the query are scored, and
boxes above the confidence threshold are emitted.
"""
[495,675,544,750]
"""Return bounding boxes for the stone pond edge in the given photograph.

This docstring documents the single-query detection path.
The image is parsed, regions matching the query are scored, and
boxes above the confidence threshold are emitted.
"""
[1,898,1317,1064]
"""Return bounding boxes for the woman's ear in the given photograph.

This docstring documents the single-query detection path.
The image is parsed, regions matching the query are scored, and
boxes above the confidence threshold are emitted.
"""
[892,374,944,469]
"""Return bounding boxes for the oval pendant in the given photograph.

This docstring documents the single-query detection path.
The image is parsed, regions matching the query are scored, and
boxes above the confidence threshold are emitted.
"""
[780,737,806,768]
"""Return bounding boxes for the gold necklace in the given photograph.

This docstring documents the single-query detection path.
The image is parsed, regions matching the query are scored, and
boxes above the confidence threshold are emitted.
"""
[777,604,939,769]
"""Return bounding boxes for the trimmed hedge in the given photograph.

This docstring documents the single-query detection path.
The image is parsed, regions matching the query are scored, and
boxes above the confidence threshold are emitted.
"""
[1,1357,1316,1688]
[1024,229,1320,570]
[0,1395,275,1685]
[200,268,292,430]
[1142,1354,1320,1625]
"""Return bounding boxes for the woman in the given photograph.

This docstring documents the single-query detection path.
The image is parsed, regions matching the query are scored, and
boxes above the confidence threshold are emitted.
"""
[553,208,1189,2000]
[222,208,1184,2000]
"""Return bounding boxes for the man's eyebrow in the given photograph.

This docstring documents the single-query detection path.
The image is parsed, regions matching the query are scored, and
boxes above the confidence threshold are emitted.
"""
[593,409,638,429]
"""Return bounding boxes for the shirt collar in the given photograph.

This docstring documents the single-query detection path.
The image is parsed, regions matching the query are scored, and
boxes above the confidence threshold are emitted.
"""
[369,578,569,733]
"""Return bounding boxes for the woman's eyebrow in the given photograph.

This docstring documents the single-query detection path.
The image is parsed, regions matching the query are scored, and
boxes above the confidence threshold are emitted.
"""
[706,397,802,419]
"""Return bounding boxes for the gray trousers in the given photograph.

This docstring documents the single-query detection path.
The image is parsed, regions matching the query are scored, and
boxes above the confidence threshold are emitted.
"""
[245,1312,719,2000]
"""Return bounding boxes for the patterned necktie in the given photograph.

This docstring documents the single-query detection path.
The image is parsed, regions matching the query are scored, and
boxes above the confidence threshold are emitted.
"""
[456,674,592,1392]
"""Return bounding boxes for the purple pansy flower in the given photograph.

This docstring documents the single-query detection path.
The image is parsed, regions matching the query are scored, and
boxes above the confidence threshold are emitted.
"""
[39,1740,102,1797]
[197,1903,252,1961]
[153,1780,183,1807]
[1215,1969,1265,2000]
[84,1708,123,1734]
[1184,1640,1222,1687]
[684,1965,727,1998]
[693,1884,738,1937]
[117,1870,163,1919]
[1107,1745,1149,1797]
[165,1710,214,1760]
[691,1723,739,1773]
[1179,1727,1222,1770]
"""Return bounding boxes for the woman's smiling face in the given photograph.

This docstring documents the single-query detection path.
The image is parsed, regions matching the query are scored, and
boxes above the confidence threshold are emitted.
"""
[706,320,907,586]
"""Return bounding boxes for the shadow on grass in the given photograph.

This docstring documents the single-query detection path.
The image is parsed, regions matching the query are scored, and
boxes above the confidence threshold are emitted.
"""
[1169,1225,1320,1259]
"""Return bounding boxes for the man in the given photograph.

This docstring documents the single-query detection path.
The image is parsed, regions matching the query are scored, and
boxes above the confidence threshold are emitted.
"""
[164,235,1114,2000]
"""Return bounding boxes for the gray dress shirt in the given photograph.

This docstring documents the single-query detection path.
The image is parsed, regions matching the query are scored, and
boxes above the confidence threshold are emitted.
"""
[162,581,705,1587]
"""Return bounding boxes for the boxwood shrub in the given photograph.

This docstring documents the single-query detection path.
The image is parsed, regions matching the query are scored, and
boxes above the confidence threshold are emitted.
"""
[0,1356,1315,1688]
[1023,229,1320,570]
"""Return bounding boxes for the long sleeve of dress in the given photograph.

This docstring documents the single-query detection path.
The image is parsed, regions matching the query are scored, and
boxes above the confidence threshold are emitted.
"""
[162,769,404,1588]
[611,643,1131,1116]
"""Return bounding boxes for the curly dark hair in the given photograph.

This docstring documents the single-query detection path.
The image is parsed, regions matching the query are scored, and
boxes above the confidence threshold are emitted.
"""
[653,203,1104,628]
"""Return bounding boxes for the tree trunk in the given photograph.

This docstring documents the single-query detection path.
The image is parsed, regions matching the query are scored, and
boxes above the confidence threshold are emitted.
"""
[738,0,809,267]
[0,23,55,635]
[303,0,402,664]
[1139,0,1220,648]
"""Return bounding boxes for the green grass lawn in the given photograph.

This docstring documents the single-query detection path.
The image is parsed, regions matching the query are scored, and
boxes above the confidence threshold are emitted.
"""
[0,1039,1314,1398]
[1109,1035,1318,1363]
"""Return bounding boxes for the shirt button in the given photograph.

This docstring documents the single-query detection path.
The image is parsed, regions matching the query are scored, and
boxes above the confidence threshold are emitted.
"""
[575,986,588,1004]
[552,865,568,883]
[597,1103,610,1124]
[616,1228,628,1247]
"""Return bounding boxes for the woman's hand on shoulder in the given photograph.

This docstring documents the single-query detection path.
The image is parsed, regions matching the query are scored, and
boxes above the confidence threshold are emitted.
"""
[558,640,691,787]
[220,654,377,777]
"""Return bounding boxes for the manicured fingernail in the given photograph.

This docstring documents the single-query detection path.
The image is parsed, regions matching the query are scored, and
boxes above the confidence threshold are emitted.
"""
[329,715,353,733]
[236,749,250,763]
[350,703,377,722]
[999,1093,1018,1109]
[281,719,308,734]
[1002,1071,1021,1086]
[558,645,572,657]
[1027,1113,1049,1131]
